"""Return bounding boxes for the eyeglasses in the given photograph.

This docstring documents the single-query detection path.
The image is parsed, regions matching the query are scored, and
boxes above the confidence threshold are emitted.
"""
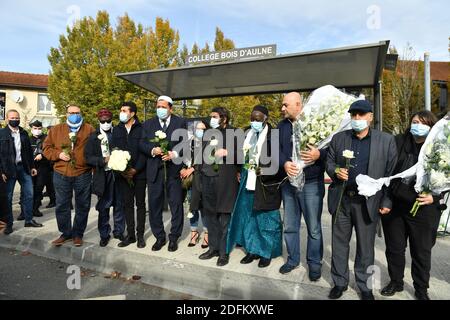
[68,112,81,115]
[99,120,112,124]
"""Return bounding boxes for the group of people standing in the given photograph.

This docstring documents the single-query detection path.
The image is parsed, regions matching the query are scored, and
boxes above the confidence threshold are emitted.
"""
[0,93,446,300]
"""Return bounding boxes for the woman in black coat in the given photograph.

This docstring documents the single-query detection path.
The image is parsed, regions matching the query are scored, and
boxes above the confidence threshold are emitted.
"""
[381,111,445,300]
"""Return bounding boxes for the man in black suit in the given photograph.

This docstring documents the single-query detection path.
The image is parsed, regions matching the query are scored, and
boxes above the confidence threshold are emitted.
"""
[140,96,187,252]
[326,100,397,300]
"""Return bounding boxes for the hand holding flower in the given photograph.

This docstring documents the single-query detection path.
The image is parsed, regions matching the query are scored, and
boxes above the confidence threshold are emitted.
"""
[300,144,320,164]
[284,161,300,177]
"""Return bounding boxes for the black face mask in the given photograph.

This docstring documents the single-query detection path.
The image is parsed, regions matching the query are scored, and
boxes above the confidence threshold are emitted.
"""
[9,120,20,128]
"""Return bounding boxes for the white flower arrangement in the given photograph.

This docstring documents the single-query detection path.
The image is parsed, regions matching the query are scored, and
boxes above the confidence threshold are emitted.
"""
[343,150,355,159]
[210,139,219,147]
[108,150,131,172]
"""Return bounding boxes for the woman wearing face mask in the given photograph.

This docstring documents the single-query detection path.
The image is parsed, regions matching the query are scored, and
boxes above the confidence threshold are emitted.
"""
[381,110,442,300]
[226,105,283,268]
[180,120,210,248]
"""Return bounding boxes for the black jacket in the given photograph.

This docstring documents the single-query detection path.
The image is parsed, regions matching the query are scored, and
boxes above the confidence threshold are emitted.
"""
[139,115,187,183]
[0,126,34,178]
[249,125,283,211]
[111,119,147,180]
[30,134,52,171]
[84,128,110,197]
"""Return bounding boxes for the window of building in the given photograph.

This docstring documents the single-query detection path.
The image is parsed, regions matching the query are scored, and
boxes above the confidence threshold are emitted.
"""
[38,93,52,113]
[0,92,5,121]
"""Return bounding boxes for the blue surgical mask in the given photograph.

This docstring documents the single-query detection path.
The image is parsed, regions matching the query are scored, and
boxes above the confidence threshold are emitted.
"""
[157,108,168,120]
[251,121,264,133]
[351,119,368,132]
[68,114,82,124]
[119,112,129,123]
[410,123,430,137]
[210,117,220,129]
[195,129,204,139]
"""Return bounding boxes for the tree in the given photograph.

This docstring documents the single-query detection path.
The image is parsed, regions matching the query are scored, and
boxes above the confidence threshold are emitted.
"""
[48,12,180,125]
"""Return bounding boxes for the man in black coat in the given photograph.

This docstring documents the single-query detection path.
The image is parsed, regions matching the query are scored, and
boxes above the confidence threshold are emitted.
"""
[140,96,187,252]
[112,102,147,248]
[0,109,43,234]
[28,120,53,218]
[84,109,125,247]
[326,100,398,300]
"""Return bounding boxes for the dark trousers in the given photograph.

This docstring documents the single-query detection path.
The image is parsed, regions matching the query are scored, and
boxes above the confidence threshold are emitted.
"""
[331,194,378,292]
[381,201,441,293]
[202,174,231,256]
[148,169,184,242]
[45,168,56,203]
[32,166,52,212]
[53,171,92,239]
[96,171,125,240]
[0,181,8,223]
[122,178,147,238]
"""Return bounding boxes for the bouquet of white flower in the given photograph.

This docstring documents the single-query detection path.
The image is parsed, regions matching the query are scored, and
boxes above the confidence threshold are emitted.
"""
[108,149,131,172]
[289,85,358,189]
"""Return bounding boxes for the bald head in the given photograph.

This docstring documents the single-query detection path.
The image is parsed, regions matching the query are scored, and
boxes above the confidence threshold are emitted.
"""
[282,92,302,120]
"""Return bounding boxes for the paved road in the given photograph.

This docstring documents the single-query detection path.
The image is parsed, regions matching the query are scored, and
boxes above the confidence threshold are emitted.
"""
[0,247,198,300]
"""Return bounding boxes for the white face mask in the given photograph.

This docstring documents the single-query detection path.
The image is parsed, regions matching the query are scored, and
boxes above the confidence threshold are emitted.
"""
[31,129,42,136]
[100,122,112,132]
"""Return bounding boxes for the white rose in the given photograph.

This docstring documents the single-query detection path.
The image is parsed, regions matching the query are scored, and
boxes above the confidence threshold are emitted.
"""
[210,139,218,147]
[342,150,355,159]
[98,134,106,141]
[69,132,76,139]
[308,137,317,145]
[243,143,252,153]
[155,130,167,140]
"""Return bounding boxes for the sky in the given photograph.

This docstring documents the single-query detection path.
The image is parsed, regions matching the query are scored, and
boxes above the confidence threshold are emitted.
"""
[0,0,448,74]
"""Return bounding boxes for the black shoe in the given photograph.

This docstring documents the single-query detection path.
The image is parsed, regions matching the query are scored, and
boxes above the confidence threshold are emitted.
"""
[258,258,271,268]
[99,237,110,247]
[151,239,166,251]
[217,255,229,267]
[361,291,375,300]
[113,234,125,242]
[279,263,298,274]
[328,286,348,300]
[46,202,56,209]
[33,210,43,217]
[137,236,146,249]
[168,240,178,252]
[381,281,404,296]
[24,220,43,228]
[118,236,136,248]
[309,271,322,282]
[415,291,430,300]
[4,227,13,235]
[17,214,25,221]
[199,250,220,260]
[240,253,259,264]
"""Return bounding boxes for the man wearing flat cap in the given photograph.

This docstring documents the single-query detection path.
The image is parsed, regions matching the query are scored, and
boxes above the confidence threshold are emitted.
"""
[140,95,187,252]
[29,120,55,218]
[85,108,125,247]
[326,100,397,300]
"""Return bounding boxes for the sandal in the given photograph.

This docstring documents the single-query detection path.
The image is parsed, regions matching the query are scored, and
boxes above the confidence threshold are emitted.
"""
[188,230,199,247]
[201,232,209,249]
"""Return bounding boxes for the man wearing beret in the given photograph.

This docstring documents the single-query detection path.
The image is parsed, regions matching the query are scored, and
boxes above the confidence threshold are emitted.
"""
[140,95,187,252]
[326,100,397,300]
[84,109,125,247]
[28,120,54,218]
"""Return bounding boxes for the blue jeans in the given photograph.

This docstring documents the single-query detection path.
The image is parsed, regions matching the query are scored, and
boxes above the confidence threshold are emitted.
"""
[96,171,125,239]
[190,210,208,232]
[53,171,92,239]
[6,164,34,226]
[281,181,324,272]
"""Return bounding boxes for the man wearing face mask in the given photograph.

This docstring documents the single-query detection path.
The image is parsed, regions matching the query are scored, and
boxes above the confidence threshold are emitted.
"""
[84,109,125,247]
[29,120,53,218]
[43,104,95,247]
[381,111,444,300]
[326,100,398,300]
[0,110,42,234]
[140,96,187,252]
[111,102,147,249]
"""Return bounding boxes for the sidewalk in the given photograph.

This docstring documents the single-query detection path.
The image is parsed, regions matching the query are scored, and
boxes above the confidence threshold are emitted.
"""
[1,189,449,300]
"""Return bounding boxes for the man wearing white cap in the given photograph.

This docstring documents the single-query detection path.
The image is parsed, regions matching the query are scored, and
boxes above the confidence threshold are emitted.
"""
[140,95,187,252]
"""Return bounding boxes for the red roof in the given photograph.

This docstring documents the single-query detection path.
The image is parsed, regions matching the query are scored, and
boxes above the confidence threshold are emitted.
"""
[0,71,48,89]
[430,62,449,82]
